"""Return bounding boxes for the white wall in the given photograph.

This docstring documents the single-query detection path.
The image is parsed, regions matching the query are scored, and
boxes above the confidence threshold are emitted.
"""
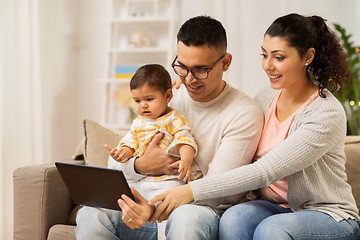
[0,1,109,239]
[179,0,360,96]
[2,0,360,239]
[36,0,111,164]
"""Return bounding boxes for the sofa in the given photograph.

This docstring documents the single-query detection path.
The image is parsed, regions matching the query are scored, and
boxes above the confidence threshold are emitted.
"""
[13,119,360,240]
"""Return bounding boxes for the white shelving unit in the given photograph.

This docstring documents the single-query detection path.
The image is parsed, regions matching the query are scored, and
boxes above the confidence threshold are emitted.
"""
[101,0,180,130]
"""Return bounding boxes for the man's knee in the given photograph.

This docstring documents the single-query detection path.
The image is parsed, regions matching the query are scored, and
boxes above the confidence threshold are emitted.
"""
[76,206,99,225]
[76,206,119,239]
[166,204,219,240]
[169,204,217,223]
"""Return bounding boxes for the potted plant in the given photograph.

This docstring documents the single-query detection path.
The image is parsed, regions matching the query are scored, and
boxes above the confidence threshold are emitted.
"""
[333,23,360,135]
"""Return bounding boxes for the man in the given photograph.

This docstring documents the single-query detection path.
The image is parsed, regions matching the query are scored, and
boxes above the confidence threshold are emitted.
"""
[76,15,263,240]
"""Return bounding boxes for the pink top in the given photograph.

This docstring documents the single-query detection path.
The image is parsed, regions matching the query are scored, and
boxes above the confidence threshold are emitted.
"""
[254,90,318,208]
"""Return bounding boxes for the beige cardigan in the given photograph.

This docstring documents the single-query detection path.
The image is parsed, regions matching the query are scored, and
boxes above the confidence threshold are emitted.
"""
[190,87,360,222]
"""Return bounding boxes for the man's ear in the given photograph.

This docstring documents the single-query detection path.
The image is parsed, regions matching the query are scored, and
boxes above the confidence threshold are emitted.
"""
[165,88,173,103]
[222,53,232,72]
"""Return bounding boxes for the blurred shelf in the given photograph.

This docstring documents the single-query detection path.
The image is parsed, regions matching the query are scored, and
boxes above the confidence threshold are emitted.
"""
[102,0,179,127]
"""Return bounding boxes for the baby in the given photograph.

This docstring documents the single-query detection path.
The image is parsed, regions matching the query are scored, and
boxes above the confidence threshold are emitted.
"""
[105,64,201,183]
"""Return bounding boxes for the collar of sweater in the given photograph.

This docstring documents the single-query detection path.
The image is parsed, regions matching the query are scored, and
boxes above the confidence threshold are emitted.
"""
[189,81,231,108]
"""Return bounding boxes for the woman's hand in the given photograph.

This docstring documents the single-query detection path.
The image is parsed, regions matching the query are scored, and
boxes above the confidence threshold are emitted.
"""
[118,187,154,229]
[134,132,178,176]
[148,184,194,224]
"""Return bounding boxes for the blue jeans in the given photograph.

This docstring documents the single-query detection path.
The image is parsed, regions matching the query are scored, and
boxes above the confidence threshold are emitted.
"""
[76,204,219,240]
[219,200,360,240]
[76,206,158,240]
[166,204,220,240]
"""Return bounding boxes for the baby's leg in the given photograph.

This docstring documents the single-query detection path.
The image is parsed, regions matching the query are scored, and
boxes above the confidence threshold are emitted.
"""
[140,179,184,240]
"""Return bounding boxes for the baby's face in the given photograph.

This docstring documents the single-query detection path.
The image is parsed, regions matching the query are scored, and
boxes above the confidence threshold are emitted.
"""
[131,83,171,119]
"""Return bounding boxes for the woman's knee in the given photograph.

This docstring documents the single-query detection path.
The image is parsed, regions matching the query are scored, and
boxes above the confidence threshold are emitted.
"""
[253,215,291,240]
[220,201,272,228]
[219,203,263,240]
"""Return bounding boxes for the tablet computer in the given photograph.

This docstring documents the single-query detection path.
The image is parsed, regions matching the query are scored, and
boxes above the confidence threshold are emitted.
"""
[55,162,135,211]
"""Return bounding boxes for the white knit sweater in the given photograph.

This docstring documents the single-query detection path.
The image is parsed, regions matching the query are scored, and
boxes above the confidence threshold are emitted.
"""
[190,86,360,222]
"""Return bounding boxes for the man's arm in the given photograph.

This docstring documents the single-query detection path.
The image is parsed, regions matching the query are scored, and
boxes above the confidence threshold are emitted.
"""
[120,133,179,179]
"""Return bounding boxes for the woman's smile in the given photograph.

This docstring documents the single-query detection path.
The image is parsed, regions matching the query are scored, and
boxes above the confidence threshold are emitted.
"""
[268,74,283,82]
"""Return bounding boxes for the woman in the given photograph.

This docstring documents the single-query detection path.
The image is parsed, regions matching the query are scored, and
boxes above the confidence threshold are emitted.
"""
[148,13,360,239]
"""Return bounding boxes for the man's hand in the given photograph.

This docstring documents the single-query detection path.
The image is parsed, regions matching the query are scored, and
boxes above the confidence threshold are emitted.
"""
[134,132,178,176]
[118,187,154,229]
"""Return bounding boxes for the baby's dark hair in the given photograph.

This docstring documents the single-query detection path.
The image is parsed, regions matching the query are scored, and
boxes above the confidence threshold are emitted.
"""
[265,13,349,97]
[177,15,227,50]
[130,64,172,93]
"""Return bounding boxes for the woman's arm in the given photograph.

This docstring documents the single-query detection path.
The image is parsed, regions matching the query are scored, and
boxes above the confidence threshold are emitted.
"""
[147,96,346,222]
[190,98,346,202]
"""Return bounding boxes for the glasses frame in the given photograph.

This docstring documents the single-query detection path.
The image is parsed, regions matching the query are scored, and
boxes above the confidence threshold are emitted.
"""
[171,53,227,80]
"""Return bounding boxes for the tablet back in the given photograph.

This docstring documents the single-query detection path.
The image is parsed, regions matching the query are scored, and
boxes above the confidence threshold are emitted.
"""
[55,162,134,211]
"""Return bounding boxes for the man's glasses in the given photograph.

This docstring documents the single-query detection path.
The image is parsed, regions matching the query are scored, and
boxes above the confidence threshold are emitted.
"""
[171,53,227,80]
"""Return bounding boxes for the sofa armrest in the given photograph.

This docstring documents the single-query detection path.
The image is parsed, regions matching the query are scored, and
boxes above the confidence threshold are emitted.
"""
[344,136,360,211]
[13,159,85,240]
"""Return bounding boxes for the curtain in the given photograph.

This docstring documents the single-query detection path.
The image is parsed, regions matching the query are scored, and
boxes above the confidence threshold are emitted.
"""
[1,0,44,239]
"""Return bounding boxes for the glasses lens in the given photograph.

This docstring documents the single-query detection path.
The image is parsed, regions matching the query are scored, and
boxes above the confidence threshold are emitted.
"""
[192,69,208,79]
[173,66,188,77]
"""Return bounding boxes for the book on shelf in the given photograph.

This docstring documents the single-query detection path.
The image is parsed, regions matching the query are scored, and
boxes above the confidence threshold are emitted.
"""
[114,66,138,78]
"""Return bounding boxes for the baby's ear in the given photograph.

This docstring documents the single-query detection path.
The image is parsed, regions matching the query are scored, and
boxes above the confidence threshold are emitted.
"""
[165,88,173,102]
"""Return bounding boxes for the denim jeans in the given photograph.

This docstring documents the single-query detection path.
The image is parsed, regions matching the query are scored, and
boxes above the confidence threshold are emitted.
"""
[219,200,360,240]
[76,204,219,240]
[166,204,220,240]
[76,206,158,240]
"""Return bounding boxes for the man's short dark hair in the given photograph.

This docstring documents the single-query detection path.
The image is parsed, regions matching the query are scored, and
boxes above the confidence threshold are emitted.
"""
[177,15,227,50]
[130,64,172,93]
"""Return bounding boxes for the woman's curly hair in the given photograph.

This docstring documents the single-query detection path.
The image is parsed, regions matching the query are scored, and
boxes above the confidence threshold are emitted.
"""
[265,13,349,98]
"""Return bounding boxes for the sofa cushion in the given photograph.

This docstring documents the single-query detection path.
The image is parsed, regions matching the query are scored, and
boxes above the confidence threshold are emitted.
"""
[65,120,127,226]
[83,119,124,168]
[344,136,360,211]
[48,225,76,240]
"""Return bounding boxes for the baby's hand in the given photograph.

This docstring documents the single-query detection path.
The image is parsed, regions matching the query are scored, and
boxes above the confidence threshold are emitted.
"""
[172,78,182,89]
[172,159,192,183]
[104,144,133,163]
